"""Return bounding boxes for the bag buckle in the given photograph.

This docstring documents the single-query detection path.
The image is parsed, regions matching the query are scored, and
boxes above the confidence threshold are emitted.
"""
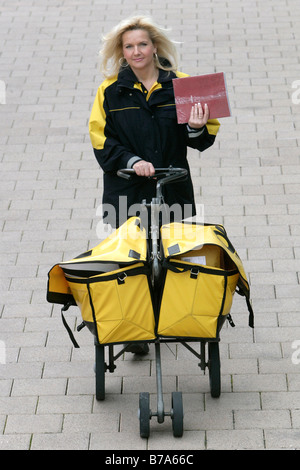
[190,267,200,279]
[117,272,127,284]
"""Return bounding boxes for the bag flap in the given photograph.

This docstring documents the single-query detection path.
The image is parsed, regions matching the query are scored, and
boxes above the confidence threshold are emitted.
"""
[46,217,147,303]
[47,264,75,305]
[60,217,147,270]
[161,222,249,293]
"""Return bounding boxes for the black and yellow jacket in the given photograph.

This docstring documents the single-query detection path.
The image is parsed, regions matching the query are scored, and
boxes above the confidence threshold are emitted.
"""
[89,66,220,226]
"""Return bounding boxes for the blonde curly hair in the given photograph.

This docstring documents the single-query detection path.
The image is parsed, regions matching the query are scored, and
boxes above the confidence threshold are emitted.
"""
[100,15,178,78]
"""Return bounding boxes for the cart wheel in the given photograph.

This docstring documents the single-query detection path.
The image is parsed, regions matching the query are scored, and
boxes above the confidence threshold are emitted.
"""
[208,342,221,398]
[139,392,151,438]
[95,343,106,401]
[171,391,184,437]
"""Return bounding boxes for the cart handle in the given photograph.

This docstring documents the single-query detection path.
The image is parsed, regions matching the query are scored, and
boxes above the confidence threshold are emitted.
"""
[117,167,188,199]
[117,167,187,182]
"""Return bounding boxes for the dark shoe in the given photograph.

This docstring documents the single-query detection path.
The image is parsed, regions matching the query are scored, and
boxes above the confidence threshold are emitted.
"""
[126,343,149,355]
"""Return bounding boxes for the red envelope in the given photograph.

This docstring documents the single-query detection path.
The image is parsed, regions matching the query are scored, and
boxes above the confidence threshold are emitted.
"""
[173,72,231,123]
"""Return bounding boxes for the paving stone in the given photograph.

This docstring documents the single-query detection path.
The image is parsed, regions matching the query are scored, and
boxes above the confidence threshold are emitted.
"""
[5,414,63,434]
[31,432,90,451]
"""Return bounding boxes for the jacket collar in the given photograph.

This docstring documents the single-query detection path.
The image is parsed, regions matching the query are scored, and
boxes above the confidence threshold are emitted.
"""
[117,65,177,90]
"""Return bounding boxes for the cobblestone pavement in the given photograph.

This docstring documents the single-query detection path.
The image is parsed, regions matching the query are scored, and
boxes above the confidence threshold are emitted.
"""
[0,0,300,450]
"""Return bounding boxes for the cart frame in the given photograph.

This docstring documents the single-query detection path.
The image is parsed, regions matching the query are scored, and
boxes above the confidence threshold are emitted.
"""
[90,167,222,438]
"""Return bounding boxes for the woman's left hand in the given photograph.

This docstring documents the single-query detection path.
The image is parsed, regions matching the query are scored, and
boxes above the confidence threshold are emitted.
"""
[188,103,209,129]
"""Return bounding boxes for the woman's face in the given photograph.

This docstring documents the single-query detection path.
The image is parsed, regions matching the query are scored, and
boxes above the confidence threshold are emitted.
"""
[122,29,157,76]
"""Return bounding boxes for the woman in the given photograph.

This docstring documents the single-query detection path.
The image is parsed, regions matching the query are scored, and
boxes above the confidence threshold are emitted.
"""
[89,15,220,228]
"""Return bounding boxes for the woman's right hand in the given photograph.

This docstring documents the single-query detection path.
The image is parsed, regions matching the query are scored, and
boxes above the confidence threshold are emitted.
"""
[132,160,155,177]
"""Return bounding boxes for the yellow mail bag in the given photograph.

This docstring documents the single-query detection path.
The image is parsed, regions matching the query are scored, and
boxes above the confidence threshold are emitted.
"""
[47,217,156,346]
[157,222,253,340]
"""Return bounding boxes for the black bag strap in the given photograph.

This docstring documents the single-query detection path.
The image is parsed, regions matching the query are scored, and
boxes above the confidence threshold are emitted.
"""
[235,285,254,328]
[162,259,239,276]
[162,259,190,273]
[246,297,254,328]
[64,264,150,285]
[61,302,80,348]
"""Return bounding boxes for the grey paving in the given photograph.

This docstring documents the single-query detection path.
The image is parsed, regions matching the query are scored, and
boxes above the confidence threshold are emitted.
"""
[0,0,300,450]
